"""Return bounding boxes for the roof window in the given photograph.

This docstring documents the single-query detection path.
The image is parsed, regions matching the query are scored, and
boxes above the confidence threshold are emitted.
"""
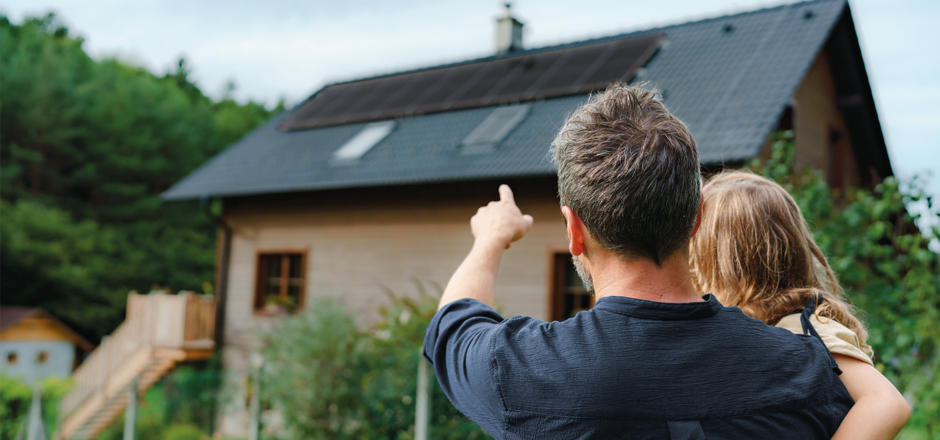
[332,121,396,164]
[461,104,530,154]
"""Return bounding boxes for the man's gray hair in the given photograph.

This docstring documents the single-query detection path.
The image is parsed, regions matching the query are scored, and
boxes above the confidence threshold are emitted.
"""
[550,82,701,265]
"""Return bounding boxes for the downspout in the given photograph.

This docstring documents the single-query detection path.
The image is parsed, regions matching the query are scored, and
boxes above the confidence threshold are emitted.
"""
[215,219,231,349]
[202,197,230,349]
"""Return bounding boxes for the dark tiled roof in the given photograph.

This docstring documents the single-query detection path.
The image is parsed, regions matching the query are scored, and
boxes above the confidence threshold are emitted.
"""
[0,306,38,332]
[163,0,846,200]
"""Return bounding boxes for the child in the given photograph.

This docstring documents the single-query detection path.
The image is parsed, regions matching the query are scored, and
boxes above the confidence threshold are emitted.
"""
[689,171,910,439]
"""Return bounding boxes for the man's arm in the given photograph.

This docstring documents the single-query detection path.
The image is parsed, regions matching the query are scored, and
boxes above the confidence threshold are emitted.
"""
[830,353,910,440]
[438,184,533,310]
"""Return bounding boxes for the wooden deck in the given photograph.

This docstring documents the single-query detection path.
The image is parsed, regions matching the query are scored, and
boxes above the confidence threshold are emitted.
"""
[57,292,215,440]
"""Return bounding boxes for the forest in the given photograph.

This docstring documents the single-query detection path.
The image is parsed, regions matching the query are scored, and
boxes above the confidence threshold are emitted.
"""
[0,13,282,342]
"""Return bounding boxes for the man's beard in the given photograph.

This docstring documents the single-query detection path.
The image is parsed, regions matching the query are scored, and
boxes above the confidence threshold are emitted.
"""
[571,255,595,295]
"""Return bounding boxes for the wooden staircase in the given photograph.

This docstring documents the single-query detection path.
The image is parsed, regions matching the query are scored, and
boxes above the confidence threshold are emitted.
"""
[57,292,216,440]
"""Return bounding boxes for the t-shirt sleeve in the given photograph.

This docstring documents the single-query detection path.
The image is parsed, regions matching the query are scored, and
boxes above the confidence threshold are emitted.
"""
[776,313,874,366]
[423,298,506,436]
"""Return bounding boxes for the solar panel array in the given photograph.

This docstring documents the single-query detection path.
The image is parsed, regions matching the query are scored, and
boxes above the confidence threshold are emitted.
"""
[279,33,666,131]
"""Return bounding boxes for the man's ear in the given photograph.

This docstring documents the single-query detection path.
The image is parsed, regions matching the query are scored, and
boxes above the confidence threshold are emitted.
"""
[690,193,704,237]
[562,206,586,256]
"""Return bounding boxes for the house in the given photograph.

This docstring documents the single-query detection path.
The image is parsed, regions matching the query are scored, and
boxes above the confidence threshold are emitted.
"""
[161,0,892,435]
[0,306,94,383]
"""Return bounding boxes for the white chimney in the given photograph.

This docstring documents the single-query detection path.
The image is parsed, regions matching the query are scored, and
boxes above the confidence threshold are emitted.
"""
[496,3,523,55]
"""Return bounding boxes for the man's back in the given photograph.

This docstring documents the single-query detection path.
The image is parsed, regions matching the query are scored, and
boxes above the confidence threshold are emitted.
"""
[424,295,853,439]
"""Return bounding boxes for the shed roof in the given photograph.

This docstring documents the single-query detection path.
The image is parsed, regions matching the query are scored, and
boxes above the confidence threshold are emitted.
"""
[0,306,95,352]
[163,0,852,201]
[0,306,37,333]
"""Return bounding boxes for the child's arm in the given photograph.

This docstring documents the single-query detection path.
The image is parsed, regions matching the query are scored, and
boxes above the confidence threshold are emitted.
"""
[830,353,910,440]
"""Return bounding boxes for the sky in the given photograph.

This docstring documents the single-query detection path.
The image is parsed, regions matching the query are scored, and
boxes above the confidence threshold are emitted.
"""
[2,0,938,203]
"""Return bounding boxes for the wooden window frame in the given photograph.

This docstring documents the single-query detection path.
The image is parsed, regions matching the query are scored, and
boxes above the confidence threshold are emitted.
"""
[547,250,595,322]
[253,249,308,316]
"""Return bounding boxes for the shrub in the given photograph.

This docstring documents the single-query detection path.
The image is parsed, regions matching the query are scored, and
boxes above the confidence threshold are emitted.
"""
[260,284,490,440]
[0,374,70,440]
[163,423,205,440]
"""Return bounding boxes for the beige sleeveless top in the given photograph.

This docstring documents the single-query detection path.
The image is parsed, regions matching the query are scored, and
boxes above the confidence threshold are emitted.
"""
[776,312,874,366]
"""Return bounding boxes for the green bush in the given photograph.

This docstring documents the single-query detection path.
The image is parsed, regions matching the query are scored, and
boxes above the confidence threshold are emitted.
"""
[260,284,490,440]
[162,424,204,440]
[750,132,940,439]
[0,374,70,440]
[96,359,223,440]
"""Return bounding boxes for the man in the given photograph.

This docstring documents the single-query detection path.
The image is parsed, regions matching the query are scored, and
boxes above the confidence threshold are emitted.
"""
[423,83,852,439]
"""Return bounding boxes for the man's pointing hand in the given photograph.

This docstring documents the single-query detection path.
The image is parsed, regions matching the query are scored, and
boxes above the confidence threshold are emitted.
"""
[471,184,534,249]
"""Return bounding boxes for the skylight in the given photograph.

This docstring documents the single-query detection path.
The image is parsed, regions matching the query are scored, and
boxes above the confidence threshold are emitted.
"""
[332,121,396,164]
[461,105,530,154]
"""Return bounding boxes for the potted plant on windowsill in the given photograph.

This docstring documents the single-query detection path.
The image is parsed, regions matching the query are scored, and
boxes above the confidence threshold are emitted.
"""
[263,295,298,315]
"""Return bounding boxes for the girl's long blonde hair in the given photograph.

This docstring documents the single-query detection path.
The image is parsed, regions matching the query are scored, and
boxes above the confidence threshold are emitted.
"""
[689,171,869,350]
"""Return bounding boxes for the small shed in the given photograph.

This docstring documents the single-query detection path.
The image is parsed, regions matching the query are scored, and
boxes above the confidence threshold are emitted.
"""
[0,307,94,383]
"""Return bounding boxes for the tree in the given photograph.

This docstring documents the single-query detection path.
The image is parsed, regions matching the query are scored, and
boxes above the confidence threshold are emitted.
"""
[0,13,281,342]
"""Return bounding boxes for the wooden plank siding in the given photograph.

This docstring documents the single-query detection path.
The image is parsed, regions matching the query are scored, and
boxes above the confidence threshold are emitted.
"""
[220,177,567,337]
[793,48,862,189]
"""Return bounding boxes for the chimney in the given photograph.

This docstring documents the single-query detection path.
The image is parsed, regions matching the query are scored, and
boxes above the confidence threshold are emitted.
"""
[496,3,523,55]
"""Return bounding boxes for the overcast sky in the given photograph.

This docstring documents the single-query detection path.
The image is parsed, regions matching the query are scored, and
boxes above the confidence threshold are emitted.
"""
[2,0,938,202]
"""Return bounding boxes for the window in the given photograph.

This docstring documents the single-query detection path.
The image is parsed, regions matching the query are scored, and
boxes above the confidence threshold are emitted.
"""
[550,253,593,322]
[461,104,530,154]
[331,121,396,164]
[6,352,17,365]
[254,253,306,314]
[37,351,49,364]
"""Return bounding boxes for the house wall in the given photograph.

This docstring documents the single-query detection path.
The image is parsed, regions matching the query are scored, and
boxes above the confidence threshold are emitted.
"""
[214,49,874,435]
[215,178,568,435]
[0,340,75,382]
[791,48,862,189]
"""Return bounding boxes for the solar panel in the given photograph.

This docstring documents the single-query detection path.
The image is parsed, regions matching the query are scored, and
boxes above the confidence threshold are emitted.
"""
[280,33,665,131]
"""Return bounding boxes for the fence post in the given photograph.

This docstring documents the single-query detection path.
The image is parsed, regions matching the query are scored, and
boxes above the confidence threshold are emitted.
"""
[123,378,137,440]
[14,385,47,440]
[415,357,430,440]
[248,353,263,440]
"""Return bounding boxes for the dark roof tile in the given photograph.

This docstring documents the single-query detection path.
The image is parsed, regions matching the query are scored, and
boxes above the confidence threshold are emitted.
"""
[163,0,846,200]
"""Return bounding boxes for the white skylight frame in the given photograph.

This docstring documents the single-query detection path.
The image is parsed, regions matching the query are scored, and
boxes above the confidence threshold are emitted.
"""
[331,121,396,164]
[461,104,530,154]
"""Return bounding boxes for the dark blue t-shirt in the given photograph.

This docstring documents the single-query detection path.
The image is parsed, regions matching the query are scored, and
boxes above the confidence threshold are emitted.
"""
[423,295,853,439]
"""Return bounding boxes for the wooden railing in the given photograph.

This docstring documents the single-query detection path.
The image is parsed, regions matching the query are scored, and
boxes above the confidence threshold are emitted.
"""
[59,291,215,427]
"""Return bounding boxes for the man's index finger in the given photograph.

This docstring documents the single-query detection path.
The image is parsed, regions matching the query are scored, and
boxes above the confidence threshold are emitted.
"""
[499,184,515,204]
